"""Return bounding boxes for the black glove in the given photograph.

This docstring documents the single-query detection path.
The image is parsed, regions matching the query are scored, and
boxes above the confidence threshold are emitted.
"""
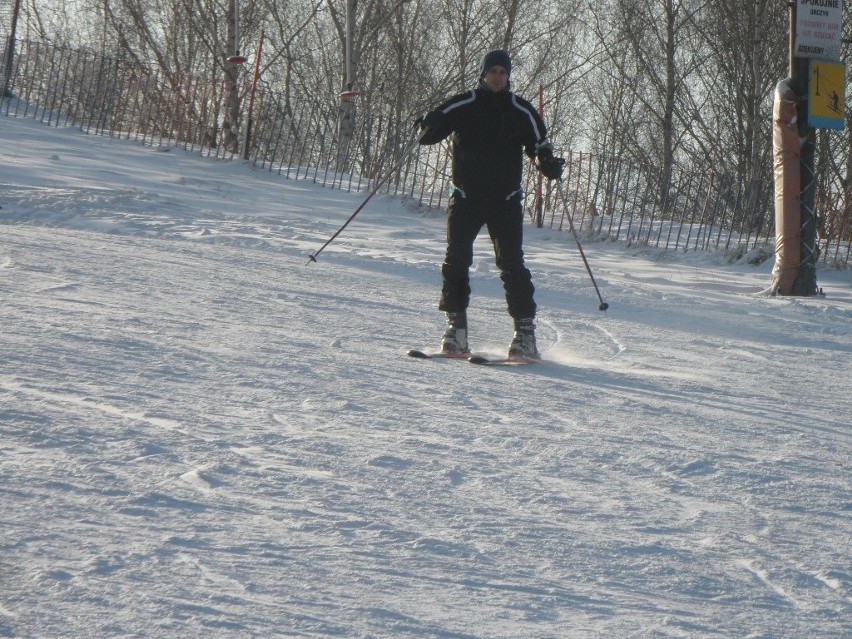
[537,147,565,180]
[418,110,445,132]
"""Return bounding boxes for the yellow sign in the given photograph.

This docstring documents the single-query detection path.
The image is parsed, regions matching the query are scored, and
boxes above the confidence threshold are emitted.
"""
[809,60,845,129]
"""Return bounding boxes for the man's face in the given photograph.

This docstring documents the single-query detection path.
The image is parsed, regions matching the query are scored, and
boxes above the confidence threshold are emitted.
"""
[484,66,509,92]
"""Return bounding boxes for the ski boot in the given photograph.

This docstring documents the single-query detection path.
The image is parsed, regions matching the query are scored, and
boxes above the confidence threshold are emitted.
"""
[508,317,540,360]
[441,312,470,355]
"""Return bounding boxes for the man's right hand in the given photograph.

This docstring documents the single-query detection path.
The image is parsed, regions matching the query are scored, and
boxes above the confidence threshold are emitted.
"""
[418,111,445,132]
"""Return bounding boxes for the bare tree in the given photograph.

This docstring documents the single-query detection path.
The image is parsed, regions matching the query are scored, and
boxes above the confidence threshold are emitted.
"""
[686,0,786,185]
[18,0,846,219]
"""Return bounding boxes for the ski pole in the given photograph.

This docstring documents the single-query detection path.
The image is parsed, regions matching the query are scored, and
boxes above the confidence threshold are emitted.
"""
[307,127,421,264]
[554,178,610,311]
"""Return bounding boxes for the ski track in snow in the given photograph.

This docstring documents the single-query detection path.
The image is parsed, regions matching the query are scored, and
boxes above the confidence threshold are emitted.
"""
[0,116,850,638]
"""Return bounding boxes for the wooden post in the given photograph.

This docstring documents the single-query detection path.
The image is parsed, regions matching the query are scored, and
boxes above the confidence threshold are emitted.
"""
[2,0,22,98]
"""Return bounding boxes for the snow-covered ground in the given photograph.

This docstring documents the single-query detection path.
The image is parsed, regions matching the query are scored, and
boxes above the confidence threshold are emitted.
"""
[1,114,850,639]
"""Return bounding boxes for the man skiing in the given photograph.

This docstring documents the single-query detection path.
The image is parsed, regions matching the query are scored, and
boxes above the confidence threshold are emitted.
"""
[418,48,564,359]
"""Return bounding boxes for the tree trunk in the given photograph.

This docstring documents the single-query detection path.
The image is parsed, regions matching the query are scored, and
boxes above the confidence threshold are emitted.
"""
[223,0,241,153]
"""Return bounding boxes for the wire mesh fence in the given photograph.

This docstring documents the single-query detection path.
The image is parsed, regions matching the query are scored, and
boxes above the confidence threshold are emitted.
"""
[2,37,850,266]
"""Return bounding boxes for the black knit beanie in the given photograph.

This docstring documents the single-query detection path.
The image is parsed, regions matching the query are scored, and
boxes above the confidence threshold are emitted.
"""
[481,49,512,78]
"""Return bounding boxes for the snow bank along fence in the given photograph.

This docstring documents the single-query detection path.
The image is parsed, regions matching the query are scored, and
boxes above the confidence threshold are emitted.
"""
[2,39,850,267]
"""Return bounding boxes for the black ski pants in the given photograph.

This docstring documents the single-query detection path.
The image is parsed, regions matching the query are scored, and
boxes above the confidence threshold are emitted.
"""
[438,194,536,320]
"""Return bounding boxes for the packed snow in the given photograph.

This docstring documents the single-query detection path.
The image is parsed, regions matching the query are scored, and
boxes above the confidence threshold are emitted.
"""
[1,115,850,638]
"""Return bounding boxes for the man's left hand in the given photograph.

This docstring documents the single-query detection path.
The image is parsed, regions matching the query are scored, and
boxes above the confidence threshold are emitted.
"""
[538,154,565,180]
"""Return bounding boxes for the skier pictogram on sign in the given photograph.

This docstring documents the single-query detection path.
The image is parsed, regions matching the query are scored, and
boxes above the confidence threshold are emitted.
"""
[809,60,846,130]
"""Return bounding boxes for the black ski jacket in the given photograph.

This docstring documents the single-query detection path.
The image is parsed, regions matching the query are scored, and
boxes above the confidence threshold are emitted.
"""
[420,85,551,203]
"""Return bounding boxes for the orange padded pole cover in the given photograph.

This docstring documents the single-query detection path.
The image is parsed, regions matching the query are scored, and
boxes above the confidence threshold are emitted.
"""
[770,80,802,295]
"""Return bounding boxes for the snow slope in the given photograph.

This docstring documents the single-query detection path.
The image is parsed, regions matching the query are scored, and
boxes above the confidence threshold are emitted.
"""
[1,115,850,638]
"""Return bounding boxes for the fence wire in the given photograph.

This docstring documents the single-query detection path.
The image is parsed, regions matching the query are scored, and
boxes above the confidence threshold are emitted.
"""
[2,37,850,267]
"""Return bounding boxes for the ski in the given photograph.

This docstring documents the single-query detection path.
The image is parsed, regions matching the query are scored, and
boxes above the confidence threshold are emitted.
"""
[467,355,540,366]
[408,350,541,366]
[407,349,471,360]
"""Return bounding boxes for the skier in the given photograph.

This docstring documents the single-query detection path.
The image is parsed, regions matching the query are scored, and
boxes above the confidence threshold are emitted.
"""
[418,48,564,359]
